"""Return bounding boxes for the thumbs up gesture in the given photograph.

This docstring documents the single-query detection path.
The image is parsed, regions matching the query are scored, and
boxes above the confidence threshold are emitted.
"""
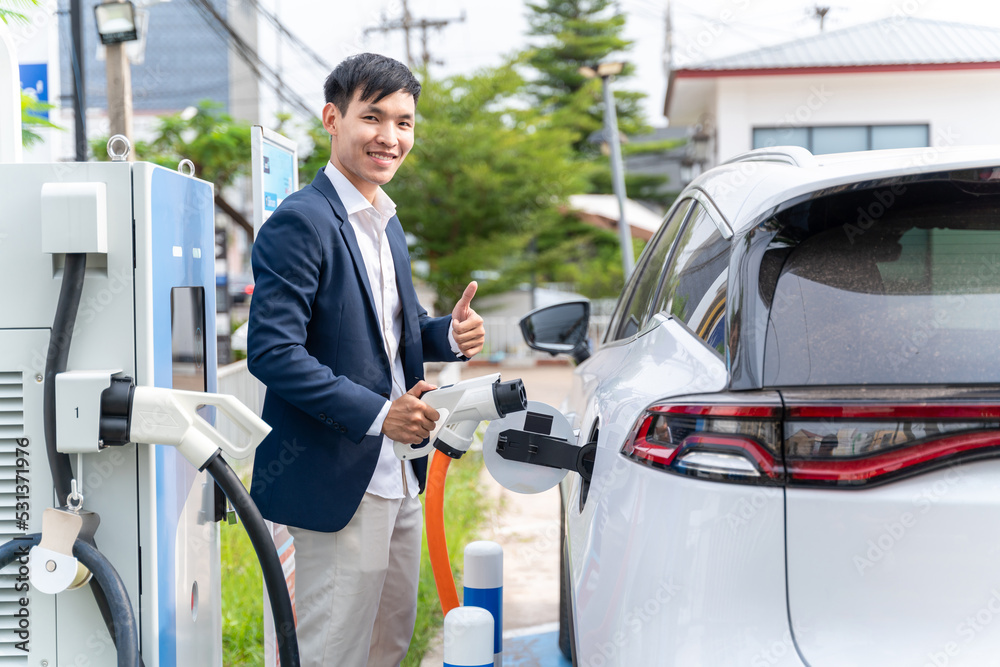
[451,281,485,358]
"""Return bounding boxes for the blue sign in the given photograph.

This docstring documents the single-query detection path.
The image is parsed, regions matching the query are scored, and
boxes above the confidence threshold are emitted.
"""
[18,63,49,120]
[262,140,295,212]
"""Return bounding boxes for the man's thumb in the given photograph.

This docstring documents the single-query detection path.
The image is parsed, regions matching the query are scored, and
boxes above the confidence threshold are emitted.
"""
[408,380,436,397]
[457,281,478,315]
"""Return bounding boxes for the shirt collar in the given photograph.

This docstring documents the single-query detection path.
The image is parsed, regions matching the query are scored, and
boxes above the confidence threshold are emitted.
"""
[324,161,397,224]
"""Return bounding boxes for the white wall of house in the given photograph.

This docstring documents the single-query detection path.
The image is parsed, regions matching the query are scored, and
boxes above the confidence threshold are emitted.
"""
[708,69,1000,163]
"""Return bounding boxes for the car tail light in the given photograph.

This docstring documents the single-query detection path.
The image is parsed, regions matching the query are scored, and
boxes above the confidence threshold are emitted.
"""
[244,284,254,296]
[622,400,784,485]
[622,398,1000,488]
[784,404,1000,487]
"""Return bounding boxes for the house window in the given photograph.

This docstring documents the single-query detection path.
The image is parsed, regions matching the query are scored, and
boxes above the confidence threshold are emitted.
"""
[752,125,929,154]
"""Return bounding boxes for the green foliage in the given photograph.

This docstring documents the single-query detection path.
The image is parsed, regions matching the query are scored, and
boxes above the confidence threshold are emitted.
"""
[298,116,331,186]
[20,91,61,147]
[0,0,37,24]
[91,101,252,187]
[221,518,264,666]
[524,0,649,152]
[388,65,586,312]
[530,214,637,298]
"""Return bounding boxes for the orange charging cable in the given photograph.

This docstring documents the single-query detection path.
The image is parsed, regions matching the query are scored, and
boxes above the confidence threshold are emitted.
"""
[425,451,460,615]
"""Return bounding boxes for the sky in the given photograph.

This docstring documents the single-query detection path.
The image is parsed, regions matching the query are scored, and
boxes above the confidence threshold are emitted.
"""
[257,0,1000,129]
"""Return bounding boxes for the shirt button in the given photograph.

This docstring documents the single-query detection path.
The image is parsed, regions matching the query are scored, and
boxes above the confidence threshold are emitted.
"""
[319,413,326,420]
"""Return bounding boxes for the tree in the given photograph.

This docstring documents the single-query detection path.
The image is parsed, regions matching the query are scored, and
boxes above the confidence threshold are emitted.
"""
[0,0,35,26]
[91,101,255,241]
[525,0,648,154]
[387,65,586,312]
[21,91,60,147]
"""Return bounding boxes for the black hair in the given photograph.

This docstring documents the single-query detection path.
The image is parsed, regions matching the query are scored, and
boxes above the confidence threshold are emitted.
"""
[323,53,421,116]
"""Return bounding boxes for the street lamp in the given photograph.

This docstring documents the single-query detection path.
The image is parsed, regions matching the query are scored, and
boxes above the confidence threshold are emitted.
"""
[94,0,139,44]
[579,61,635,280]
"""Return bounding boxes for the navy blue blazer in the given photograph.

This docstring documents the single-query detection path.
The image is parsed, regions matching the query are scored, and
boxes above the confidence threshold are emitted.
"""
[247,170,456,533]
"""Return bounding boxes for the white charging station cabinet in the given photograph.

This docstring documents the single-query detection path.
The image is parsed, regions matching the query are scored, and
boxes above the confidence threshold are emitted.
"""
[0,161,222,667]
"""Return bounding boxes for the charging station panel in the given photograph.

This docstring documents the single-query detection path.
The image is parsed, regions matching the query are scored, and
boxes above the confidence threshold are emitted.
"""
[0,161,220,667]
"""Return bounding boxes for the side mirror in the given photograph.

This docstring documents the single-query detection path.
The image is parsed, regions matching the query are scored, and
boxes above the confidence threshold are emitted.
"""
[519,300,591,364]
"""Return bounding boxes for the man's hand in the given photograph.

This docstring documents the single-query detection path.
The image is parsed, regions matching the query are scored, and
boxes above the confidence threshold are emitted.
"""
[382,380,441,444]
[451,281,485,358]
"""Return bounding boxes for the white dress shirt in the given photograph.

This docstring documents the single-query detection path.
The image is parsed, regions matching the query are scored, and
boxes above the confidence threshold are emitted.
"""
[324,162,460,499]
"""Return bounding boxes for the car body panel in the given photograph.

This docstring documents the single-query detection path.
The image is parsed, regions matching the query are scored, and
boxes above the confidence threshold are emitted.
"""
[786,460,1000,666]
[564,316,803,665]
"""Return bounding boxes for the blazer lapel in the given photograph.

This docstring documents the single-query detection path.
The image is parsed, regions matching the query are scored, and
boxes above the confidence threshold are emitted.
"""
[387,218,420,376]
[309,170,380,330]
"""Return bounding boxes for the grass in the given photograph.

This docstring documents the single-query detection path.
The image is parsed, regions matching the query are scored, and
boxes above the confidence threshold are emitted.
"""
[221,515,265,665]
[220,450,490,666]
[404,450,489,666]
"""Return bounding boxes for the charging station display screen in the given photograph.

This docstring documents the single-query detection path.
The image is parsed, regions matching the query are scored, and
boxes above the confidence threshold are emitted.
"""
[171,287,207,392]
[262,140,295,213]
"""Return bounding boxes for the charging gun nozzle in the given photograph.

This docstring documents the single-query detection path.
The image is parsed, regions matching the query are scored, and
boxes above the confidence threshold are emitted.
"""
[493,379,527,417]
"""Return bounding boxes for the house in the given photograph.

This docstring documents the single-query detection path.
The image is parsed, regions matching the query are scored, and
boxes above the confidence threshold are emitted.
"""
[665,17,1000,167]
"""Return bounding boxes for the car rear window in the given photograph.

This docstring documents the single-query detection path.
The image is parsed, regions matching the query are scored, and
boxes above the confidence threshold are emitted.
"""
[764,196,1000,386]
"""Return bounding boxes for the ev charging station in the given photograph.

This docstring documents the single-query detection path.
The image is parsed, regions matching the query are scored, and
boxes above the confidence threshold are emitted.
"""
[0,152,226,664]
[0,23,593,667]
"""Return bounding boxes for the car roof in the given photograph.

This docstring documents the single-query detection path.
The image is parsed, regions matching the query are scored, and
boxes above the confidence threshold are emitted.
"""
[687,145,1000,234]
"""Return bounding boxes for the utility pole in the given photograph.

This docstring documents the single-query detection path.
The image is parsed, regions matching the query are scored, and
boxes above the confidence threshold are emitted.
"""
[813,5,831,31]
[364,0,465,68]
[103,1,134,160]
[105,41,133,155]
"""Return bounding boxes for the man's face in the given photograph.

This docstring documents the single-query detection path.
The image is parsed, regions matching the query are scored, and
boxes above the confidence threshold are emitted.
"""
[322,88,415,202]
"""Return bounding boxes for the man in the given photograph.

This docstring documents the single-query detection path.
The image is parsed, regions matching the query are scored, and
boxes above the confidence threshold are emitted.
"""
[247,53,485,666]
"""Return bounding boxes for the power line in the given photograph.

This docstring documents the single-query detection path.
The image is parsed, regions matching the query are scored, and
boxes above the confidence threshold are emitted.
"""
[363,0,466,68]
[240,0,333,73]
[187,0,318,120]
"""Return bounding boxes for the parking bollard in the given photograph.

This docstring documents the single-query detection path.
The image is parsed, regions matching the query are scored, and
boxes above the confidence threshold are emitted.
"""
[444,605,494,667]
[463,541,503,666]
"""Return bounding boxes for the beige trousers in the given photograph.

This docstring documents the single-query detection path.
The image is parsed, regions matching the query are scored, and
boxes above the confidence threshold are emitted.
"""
[287,492,423,667]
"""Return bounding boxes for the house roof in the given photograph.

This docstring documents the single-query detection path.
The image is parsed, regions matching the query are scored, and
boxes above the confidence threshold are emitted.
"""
[679,17,1000,72]
[665,16,1000,119]
[567,194,664,241]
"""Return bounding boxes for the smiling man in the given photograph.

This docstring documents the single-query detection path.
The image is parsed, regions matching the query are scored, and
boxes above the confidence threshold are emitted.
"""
[247,53,485,667]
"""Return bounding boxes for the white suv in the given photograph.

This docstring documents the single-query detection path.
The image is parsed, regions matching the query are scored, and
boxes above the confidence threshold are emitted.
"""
[520,146,1000,666]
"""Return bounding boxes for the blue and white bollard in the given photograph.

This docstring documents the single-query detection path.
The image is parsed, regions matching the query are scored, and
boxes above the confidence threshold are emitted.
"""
[444,606,495,667]
[463,541,503,666]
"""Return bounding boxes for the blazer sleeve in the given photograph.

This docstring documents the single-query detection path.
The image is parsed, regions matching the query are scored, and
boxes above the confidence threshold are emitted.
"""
[247,207,387,443]
[418,304,460,363]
